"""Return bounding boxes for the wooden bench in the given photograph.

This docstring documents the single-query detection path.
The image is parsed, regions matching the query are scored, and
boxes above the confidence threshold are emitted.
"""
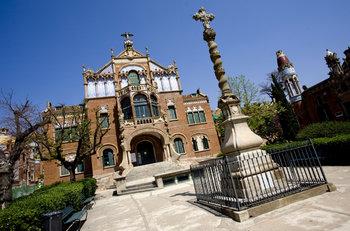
[63,205,88,231]
[60,195,95,231]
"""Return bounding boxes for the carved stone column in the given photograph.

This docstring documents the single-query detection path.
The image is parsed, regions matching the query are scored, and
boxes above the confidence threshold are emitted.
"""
[193,8,286,198]
[193,7,263,155]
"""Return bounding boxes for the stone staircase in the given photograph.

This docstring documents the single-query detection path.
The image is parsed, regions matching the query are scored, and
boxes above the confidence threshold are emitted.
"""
[119,161,189,195]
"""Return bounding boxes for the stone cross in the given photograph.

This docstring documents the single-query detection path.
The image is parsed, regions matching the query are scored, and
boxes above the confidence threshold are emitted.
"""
[193,7,215,29]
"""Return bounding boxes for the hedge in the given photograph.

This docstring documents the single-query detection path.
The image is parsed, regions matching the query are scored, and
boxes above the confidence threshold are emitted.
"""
[264,133,350,151]
[0,178,97,231]
[296,121,350,140]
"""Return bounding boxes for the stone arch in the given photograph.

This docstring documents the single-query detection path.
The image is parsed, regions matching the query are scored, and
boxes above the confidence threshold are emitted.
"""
[120,64,145,73]
[170,133,188,143]
[98,143,119,156]
[125,127,170,151]
[191,133,210,151]
[98,143,119,166]
[170,133,187,155]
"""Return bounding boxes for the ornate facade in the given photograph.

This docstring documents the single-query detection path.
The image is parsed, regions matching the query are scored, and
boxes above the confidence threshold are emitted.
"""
[42,34,220,185]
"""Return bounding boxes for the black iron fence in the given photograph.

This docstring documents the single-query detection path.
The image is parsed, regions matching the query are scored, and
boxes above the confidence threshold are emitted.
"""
[190,140,327,211]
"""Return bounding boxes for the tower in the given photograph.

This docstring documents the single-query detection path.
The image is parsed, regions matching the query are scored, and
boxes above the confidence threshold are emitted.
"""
[276,50,303,103]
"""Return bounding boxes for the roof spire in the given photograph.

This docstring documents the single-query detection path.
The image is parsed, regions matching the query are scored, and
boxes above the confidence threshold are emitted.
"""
[121,32,134,50]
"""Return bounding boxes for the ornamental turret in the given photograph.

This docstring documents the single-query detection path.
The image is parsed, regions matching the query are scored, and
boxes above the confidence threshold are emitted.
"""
[276,50,302,103]
[325,49,343,77]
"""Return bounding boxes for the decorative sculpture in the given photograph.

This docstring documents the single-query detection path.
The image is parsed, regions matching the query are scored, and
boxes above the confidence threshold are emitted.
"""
[193,7,263,154]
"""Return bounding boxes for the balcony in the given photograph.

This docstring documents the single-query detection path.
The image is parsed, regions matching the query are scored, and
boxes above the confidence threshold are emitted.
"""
[136,117,153,125]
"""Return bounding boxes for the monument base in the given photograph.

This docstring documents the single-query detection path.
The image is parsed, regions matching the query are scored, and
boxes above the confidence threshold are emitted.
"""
[225,149,289,199]
[192,183,336,222]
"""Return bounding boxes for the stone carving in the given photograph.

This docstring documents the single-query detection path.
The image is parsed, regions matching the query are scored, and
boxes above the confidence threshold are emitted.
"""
[193,7,263,154]
[193,7,215,30]
[100,105,108,113]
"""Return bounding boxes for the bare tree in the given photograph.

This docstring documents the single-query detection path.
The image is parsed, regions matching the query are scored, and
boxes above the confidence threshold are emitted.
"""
[34,104,109,182]
[0,91,48,208]
[228,75,260,107]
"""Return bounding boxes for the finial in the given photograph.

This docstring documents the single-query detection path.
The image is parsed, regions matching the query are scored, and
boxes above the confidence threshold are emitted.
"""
[145,46,149,56]
[121,32,134,50]
[276,50,285,57]
[193,7,215,29]
[110,48,115,56]
[82,65,86,72]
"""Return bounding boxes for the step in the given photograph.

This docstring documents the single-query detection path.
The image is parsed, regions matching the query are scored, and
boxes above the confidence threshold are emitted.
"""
[126,161,187,182]
[125,181,156,191]
[120,180,157,195]
[120,187,157,196]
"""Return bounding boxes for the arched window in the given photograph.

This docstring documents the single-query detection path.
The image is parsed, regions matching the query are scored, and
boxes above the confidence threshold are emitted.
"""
[134,94,151,118]
[121,97,133,120]
[193,111,200,123]
[202,136,209,150]
[99,113,109,129]
[199,110,206,123]
[192,138,198,151]
[128,71,140,85]
[174,138,185,154]
[150,95,159,116]
[187,112,194,124]
[168,105,177,119]
[102,149,115,167]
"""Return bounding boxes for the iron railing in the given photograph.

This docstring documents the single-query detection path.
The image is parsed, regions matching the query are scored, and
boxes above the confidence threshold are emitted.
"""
[190,141,327,211]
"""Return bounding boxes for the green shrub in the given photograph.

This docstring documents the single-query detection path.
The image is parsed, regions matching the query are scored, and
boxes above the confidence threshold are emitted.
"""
[296,121,350,140]
[263,133,350,152]
[81,178,97,198]
[0,178,97,231]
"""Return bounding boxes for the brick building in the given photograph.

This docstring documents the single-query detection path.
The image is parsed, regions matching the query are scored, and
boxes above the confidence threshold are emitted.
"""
[0,128,41,186]
[42,34,220,186]
[276,47,350,127]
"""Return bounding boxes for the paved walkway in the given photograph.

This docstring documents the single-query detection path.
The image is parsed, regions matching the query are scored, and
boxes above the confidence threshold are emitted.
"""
[82,167,350,231]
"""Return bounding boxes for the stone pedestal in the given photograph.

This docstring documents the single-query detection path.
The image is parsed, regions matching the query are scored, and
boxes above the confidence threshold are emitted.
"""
[227,150,288,200]
[221,115,263,154]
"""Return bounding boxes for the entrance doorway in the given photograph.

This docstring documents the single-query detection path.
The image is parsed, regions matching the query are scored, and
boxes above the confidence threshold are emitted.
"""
[135,141,156,166]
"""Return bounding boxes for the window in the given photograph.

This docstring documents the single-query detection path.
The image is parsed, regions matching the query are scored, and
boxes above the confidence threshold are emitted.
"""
[187,112,194,124]
[192,138,198,151]
[174,138,185,154]
[128,71,140,85]
[60,166,70,176]
[121,97,133,120]
[76,162,85,173]
[55,126,78,142]
[187,110,206,125]
[193,111,200,123]
[150,95,159,117]
[60,162,85,176]
[103,149,115,167]
[202,136,209,150]
[199,111,206,123]
[168,105,177,120]
[99,113,109,129]
[134,94,151,118]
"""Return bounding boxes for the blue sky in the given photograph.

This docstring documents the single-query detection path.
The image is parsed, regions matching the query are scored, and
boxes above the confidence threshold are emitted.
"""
[0,0,349,109]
